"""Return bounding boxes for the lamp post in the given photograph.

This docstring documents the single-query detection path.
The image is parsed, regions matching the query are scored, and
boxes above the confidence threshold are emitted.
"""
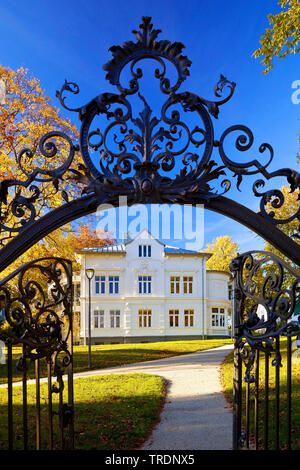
[85,268,95,368]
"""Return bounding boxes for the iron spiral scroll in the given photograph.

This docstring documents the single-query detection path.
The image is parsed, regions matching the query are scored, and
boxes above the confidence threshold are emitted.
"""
[0,16,299,246]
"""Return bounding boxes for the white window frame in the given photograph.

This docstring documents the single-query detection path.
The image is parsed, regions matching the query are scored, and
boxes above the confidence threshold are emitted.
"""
[94,309,105,328]
[138,244,151,257]
[184,309,194,327]
[108,276,119,294]
[95,275,105,295]
[169,309,179,327]
[170,276,180,294]
[138,275,152,294]
[211,307,226,328]
[138,309,152,328]
[110,309,121,328]
[183,276,193,294]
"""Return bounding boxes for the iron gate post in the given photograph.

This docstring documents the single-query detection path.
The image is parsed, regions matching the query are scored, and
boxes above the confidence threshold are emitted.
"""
[232,273,242,450]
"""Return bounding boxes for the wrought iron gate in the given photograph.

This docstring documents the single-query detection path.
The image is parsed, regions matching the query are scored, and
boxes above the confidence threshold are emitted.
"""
[231,251,300,450]
[0,17,299,450]
[0,257,74,450]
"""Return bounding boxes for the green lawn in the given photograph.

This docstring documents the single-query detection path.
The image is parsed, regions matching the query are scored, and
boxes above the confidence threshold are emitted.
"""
[0,338,232,384]
[0,373,166,450]
[221,338,300,450]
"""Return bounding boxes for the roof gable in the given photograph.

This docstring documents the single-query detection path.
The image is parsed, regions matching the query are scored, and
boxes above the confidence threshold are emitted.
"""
[77,230,211,258]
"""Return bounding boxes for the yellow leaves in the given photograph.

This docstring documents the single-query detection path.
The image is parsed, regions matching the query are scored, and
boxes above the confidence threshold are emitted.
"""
[203,235,239,272]
[0,64,85,247]
[71,224,115,251]
[0,222,115,283]
[253,0,300,74]
[264,185,300,267]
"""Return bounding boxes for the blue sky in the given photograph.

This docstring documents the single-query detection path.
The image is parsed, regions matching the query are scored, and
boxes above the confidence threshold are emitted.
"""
[0,0,299,251]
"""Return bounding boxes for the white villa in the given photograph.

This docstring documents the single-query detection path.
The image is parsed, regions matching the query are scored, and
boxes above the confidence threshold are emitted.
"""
[74,230,232,344]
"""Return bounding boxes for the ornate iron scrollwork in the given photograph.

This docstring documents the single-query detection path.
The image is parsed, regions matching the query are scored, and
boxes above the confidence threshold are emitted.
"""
[0,16,299,242]
[231,250,300,381]
[0,257,72,392]
[55,16,300,208]
[0,132,77,240]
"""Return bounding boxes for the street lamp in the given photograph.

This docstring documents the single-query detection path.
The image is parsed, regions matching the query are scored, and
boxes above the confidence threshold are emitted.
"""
[85,268,95,368]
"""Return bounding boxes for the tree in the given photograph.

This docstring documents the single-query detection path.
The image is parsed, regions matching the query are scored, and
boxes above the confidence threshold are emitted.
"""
[0,223,115,279]
[70,224,115,252]
[0,65,82,246]
[0,64,116,315]
[203,235,239,272]
[253,0,300,74]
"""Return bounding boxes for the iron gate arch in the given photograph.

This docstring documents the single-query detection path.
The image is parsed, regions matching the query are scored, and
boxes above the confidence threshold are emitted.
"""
[0,16,299,450]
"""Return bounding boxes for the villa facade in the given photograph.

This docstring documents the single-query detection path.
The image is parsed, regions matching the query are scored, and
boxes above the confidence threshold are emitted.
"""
[75,231,232,344]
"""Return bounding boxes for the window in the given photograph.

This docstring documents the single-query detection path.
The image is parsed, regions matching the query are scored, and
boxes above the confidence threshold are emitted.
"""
[220,309,225,327]
[228,284,233,300]
[211,307,226,327]
[184,309,194,327]
[110,310,120,328]
[138,275,152,294]
[138,245,151,257]
[94,310,104,328]
[169,309,179,327]
[183,276,193,294]
[95,276,105,294]
[170,276,180,294]
[138,309,152,328]
[109,276,119,294]
[73,284,80,305]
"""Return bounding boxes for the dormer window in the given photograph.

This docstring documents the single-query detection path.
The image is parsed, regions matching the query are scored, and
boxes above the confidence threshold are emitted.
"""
[138,245,151,257]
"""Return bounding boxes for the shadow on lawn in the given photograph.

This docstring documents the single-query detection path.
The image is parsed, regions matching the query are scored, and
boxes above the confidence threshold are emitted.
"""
[0,392,166,450]
[0,373,167,451]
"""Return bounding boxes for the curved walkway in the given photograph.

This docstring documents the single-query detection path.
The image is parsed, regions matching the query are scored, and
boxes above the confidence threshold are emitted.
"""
[73,343,234,450]
[1,344,234,450]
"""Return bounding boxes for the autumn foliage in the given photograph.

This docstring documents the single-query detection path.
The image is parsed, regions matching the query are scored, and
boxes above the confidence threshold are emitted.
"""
[0,65,85,247]
[0,64,114,276]
[203,235,239,272]
[253,0,300,74]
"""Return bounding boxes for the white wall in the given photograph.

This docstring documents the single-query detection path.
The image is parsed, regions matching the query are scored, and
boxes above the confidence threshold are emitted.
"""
[79,233,231,342]
[206,271,231,336]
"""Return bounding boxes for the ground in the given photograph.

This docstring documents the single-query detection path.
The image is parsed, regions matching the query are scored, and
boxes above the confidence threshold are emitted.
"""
[0,338,232,450]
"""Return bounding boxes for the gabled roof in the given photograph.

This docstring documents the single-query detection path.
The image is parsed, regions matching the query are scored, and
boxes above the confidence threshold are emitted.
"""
[77,230,211,257]
[124,228,165,246]
[80,244,126,253]
[164,245,200,255]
